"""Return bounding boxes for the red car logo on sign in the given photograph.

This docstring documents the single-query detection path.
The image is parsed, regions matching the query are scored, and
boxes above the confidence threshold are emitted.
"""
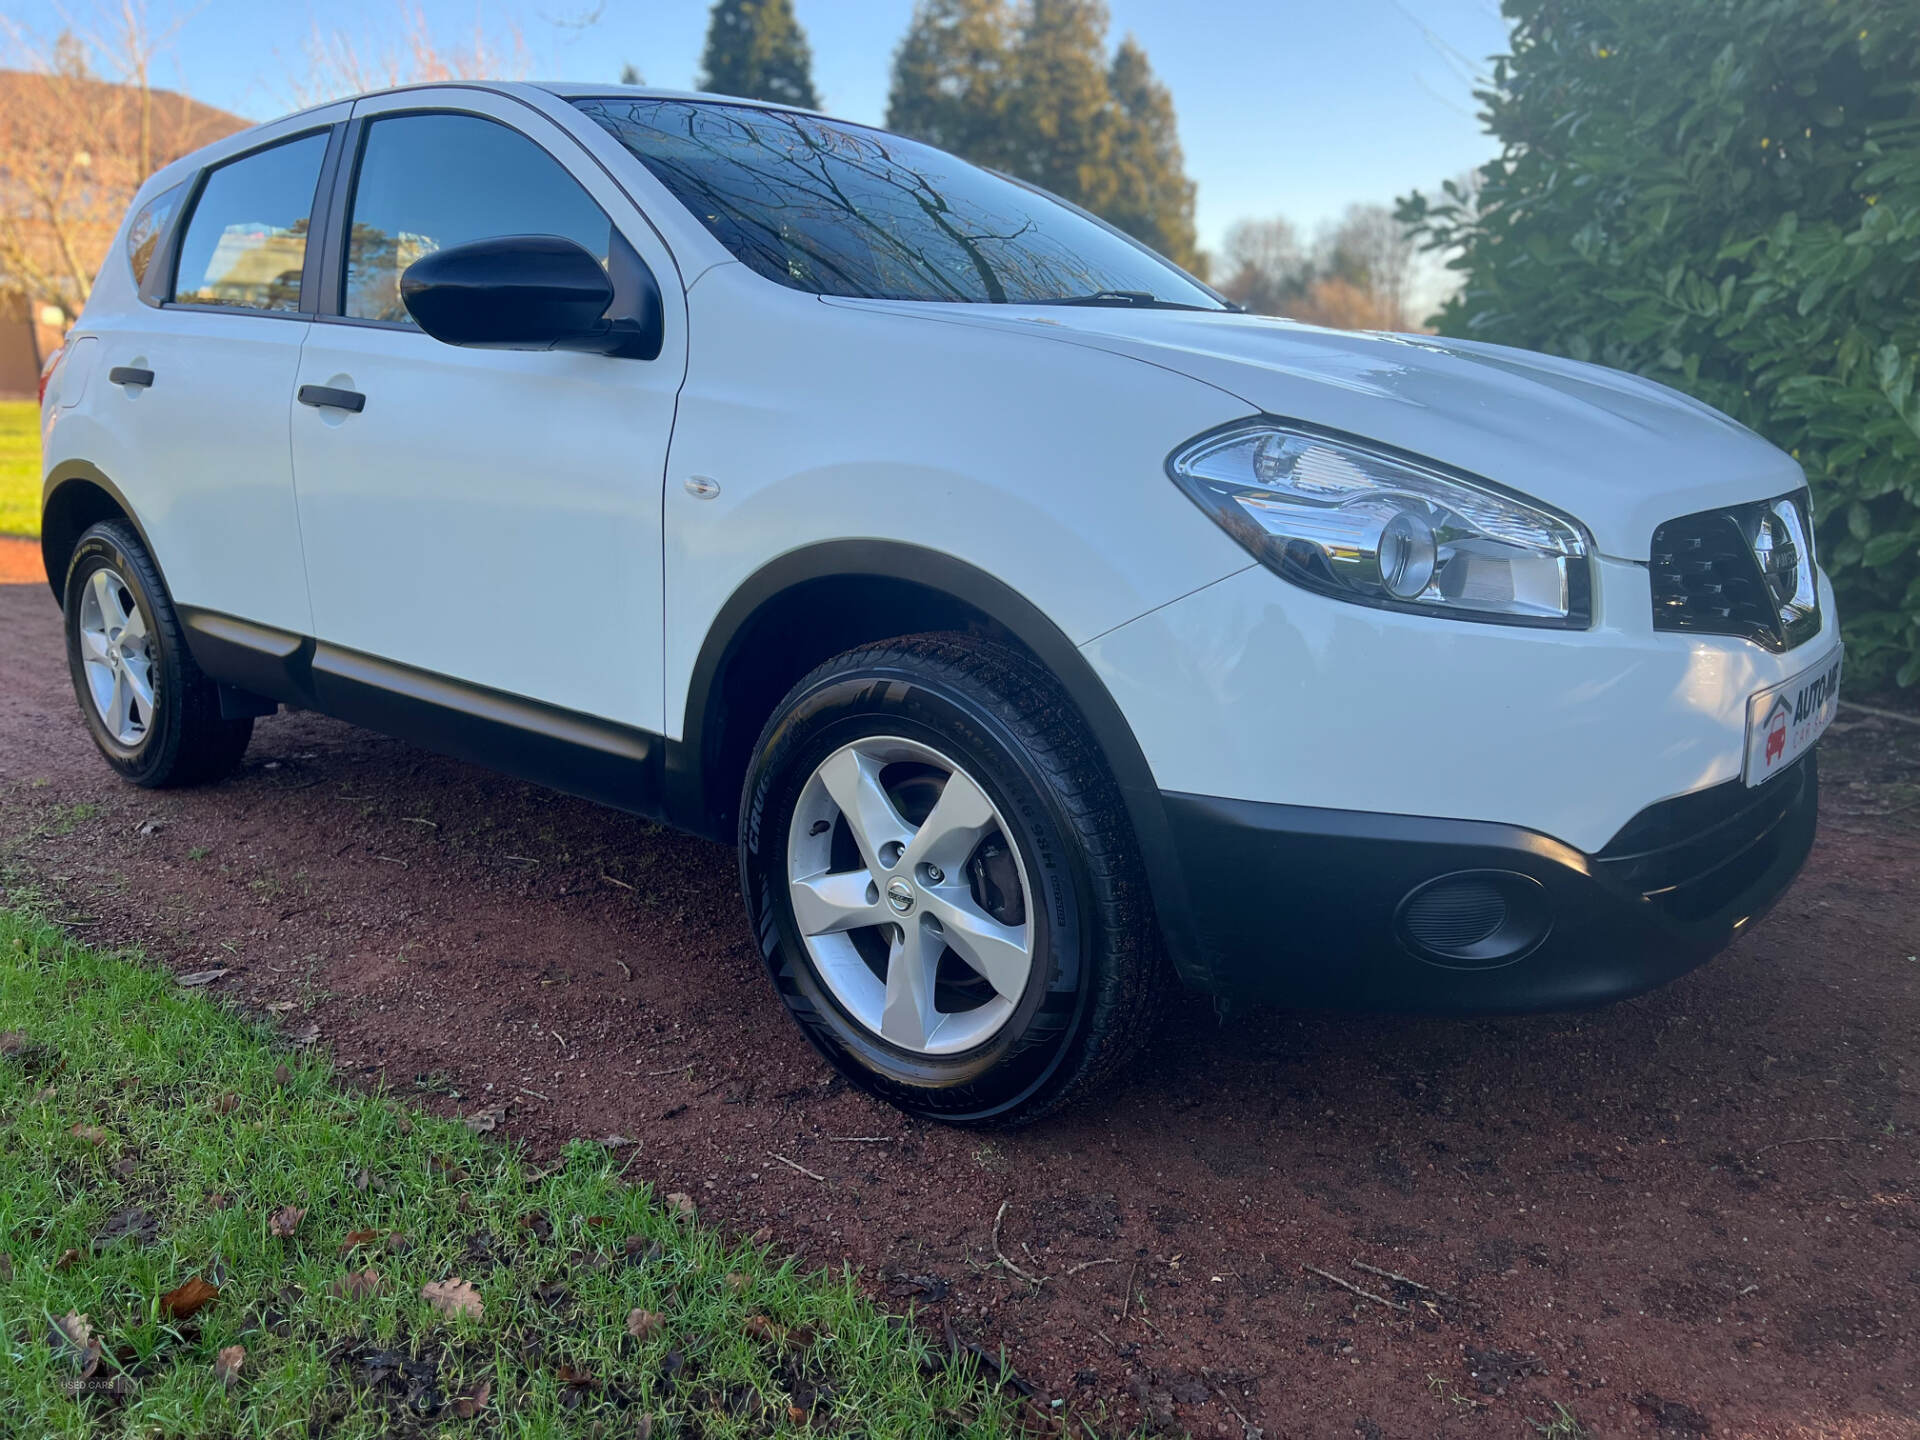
[1764,708,1788,765]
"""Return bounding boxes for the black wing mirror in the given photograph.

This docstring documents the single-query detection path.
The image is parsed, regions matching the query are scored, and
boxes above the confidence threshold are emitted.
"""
[400,233,663,360]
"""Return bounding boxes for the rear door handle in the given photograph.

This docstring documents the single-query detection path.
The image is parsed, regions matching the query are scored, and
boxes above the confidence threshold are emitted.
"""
[109,367,154,388]
[297,384,365,413]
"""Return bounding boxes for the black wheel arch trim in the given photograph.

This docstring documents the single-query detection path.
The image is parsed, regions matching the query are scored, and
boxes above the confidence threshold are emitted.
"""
[671,540,1209,987]
[41,461,168,602]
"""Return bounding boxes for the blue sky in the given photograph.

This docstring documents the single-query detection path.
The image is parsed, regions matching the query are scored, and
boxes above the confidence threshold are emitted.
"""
[19,0,1512,254]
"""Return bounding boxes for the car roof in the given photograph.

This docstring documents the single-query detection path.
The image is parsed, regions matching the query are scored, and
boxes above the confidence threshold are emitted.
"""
[533,81,824,120]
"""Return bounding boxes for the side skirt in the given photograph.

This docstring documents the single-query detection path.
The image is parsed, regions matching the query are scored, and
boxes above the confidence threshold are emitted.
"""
[178,607,668,820]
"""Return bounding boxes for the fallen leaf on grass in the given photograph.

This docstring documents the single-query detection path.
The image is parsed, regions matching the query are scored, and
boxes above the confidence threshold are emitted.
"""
[626,1308,664,1342]
[664,1191,697,1220]
[338,1228,380,1254]
[55,1247,80,1271]
[464,1104,505,1133]
[50,1311,101,1376]
[0,1252,12,1283]
[207,1193,232,1211]
[272,1063,291,1086]
[213,1344,245,1387]
[451,1380,491,1419]
[422,1277,484,1321]
[175,967,229,988]
[725,1271,749,1294]
[742,1314,787,1345]
[159,1277,220,1321]
[70,1123,110,1145]
[556,1363,601,1390]
[331,1267,382,1299]
[268,1205,306,1239]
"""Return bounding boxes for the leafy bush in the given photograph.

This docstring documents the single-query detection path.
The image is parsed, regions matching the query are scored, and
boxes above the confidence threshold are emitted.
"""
[1399,0,1920,685]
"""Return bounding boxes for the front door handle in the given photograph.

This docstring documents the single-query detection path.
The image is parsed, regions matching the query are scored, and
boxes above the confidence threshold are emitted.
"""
[109,366,154,388]
[297,384,365,413]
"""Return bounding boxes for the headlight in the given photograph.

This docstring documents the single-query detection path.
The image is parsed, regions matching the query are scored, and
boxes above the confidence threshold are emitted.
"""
[1168,422,1592,627]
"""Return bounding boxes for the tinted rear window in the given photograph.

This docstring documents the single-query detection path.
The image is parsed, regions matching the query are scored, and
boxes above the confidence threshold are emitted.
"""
[574,97,1219,308]
[173,132,328,312]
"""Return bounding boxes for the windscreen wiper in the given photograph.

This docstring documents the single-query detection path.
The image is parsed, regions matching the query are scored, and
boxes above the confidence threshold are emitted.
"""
[1031,290,1220,311]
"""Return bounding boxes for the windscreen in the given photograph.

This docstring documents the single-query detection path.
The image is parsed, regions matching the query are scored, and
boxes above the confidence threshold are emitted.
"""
[574,96,1223,309]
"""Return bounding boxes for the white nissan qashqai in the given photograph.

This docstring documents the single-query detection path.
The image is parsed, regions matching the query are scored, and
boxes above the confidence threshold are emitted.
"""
[40,83,1842,1124]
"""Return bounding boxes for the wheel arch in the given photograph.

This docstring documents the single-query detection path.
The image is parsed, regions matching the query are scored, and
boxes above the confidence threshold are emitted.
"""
[670,541,1206,986]
[40,462,164,603]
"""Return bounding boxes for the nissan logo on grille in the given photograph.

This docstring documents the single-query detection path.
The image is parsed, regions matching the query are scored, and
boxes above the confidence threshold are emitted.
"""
[1751,496,1813,623]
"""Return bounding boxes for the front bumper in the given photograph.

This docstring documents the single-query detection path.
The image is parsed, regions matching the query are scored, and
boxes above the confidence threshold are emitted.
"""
[1161,753,1817,1012]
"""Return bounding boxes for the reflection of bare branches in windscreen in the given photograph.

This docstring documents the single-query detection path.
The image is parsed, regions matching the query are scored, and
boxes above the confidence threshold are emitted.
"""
[580,99,1166,305]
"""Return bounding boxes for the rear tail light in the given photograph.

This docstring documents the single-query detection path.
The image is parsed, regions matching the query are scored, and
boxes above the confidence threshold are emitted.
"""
[38,345,64,406]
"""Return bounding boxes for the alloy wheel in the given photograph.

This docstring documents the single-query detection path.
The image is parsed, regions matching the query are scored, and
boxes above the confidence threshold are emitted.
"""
[785,735,1035,1056]
[77,566,157,749]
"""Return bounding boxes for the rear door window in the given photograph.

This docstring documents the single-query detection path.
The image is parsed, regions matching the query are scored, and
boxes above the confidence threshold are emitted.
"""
[172,132,329,313]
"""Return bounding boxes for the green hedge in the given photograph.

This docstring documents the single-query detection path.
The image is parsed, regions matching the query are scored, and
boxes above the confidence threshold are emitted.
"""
[1399,0,1920,686]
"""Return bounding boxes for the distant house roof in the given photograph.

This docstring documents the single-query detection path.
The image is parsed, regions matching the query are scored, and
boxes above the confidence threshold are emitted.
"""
[0,68,247,170]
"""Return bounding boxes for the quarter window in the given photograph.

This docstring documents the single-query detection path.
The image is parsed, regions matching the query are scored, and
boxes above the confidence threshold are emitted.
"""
[172,133,329,312]
[126,180,187,288]
[343,113,613,325]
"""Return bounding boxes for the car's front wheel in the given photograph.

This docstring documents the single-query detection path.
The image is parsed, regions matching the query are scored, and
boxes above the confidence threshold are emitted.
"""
[739,634,1165,1125]
[62,519,253,787]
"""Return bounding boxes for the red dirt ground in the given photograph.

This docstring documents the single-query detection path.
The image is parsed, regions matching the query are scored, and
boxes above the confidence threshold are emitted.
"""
[2,572,1916,1439]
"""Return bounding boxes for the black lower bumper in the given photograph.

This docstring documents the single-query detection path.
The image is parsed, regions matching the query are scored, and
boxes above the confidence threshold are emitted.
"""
[1160,754,1818,1013]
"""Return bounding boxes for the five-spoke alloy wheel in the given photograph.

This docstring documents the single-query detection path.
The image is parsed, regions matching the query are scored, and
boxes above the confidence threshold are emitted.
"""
[787,735,1035,1056]
[76,565,158,749]
[741,634,1165,1126]
[62,520,253,787]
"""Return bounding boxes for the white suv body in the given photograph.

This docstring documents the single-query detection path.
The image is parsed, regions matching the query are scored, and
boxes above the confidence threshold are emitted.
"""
[41,83,1840,1122]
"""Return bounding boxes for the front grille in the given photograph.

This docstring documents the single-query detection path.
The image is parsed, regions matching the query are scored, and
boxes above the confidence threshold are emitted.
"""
[1649,491,1820,651]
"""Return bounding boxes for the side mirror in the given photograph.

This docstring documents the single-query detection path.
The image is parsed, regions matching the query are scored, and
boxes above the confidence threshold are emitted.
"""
[400,233,662,359]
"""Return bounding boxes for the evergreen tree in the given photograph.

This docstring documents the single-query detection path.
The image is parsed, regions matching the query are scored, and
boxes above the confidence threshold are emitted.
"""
[697,0,819,109]
[1105,36,1198,269]
[1003,0,1114,211]
[619,63,644,86]
[882,0,1202,271]
[885,0,1015,170]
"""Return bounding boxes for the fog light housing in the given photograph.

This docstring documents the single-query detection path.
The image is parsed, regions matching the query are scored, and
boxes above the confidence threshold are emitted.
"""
[1396,870,1552,970]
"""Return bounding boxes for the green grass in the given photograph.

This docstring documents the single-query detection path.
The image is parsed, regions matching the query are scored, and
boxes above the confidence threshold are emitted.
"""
[0,905,1024,1437]
[0,399,37,539]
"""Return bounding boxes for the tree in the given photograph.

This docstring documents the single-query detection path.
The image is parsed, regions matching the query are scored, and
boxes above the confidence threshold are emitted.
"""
[1217,217,1309,316]
[1002,0,1114,211]
[885,0,1202,269]
[698,0,818,109]
[1317,204,1416,330]
[619,63,644,86]
[885,0,1015,171]
[1399,0,1920,686]
[0,7,240,328]
[293,4,528,106]
[1105,36,1199,271]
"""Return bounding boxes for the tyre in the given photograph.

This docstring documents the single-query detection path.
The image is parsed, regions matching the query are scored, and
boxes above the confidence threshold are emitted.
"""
[739,633,1165,1126]
[62,519,253,787]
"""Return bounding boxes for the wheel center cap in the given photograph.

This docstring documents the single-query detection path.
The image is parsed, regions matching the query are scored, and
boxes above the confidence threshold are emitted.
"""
[884,877,916,914]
